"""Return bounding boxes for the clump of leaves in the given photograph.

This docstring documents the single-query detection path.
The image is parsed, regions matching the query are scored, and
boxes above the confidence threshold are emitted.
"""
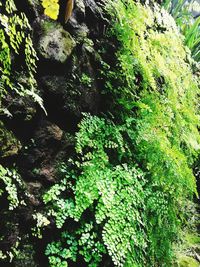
[0,165,23,210]
[46,222,106,267]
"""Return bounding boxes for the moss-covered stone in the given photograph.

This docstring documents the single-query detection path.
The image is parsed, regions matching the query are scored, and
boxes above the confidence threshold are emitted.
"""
[38,20,76,63]
[0,122,21,158]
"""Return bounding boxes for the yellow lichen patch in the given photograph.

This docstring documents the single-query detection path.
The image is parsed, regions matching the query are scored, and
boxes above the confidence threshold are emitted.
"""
[41,0,59,20]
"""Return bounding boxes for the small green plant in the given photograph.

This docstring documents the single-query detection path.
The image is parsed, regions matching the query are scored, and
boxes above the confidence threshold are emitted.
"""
[0,165,23,210]
[46,222,106,267]
[0,239,21,263]
[80,73,92,87]
[32,212,50,238]
[0,164,25,262]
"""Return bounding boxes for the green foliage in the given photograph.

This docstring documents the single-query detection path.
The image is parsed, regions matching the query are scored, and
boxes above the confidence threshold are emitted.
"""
[103,1,199,263]
[46,222,106,267]
[107,0,199,161]
[44,1,199,266]
[43,169,75,228]
[0,165,23,262]
[0,165,23,210]
[32,212,50,238]
[0,164,48,264]
[80,73,92,87]
[0,240,21,263]
[163,0,200,62]
[173,200,200,266]
[0,0,44,112]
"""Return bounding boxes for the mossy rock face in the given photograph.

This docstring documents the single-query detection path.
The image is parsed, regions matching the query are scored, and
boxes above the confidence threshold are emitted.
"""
[178,256,199,267]
[37,20,76,63]
[0,122,22,158]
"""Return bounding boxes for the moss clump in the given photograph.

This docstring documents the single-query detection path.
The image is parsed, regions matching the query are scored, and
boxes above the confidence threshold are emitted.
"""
[0,122,21,158]
[38,20,75,63]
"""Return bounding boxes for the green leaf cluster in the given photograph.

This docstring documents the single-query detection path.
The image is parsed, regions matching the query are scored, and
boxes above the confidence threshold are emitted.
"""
[0,165,22,210]
[46,222,106,267]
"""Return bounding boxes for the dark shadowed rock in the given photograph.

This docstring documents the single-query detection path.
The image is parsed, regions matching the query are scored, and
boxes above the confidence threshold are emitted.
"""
[34,120,63,146]
[26,0,42,17]
[26,181,43,206]
[85,0,103,19]
[27,181,42,194]
[17,119,64,184]
[75,0,86,18]
[4,93,37,122]
[22,0,42,21]
[39,165,56,182]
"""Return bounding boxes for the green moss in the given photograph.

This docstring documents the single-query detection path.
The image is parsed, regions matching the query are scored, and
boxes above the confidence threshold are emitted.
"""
[0,122,21,158]
[38,20,75,63]
[41,19,56,33]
